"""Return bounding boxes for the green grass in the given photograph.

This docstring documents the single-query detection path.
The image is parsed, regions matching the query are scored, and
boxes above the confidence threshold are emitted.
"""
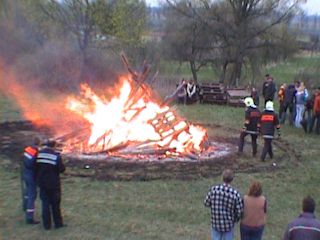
[1,55,320,239]
[0,93,22,122]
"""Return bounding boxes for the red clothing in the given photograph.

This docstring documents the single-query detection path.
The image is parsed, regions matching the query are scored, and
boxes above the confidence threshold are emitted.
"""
[314,94,320,114]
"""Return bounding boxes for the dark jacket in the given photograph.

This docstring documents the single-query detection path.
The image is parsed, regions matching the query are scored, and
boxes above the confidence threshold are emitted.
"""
[262,81,276,100]
[36,147,65,189]
[23,145,39,180]
[284,84,296,105]
[244,107,261,134]
[283,213,320,240]
[314,93,320,114]
[259,110,280,138]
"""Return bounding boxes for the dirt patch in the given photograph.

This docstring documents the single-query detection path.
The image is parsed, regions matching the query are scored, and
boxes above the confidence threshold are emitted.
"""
[0,121,299,180]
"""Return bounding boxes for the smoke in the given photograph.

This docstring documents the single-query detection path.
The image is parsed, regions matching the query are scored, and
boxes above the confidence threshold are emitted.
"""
[0,3,125,135]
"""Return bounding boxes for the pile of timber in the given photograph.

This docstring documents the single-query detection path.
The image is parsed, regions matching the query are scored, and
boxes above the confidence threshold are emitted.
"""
[226,88,251,107]
[200,83,227,104]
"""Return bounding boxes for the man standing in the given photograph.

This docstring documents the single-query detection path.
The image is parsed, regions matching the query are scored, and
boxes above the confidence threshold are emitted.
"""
[238,97,261,157]
[312,87,320,134]
[22,137,41,224]
[281,84,296,125]
[204,169,243,240]
[258,101,281,161]
[262,74,276,105]
[283,196,320,240]
[36,139,65,230]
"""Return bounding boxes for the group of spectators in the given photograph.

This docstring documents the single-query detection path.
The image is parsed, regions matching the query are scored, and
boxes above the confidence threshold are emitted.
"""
[176,78,200,104]
[204,169,320,240]
[257,74,320,134]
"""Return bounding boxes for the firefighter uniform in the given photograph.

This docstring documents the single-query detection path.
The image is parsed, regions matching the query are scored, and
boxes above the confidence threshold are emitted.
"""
[238,97,261,157]
[22,144,39,224]
[258,101,281,161]
[36,140,65,230]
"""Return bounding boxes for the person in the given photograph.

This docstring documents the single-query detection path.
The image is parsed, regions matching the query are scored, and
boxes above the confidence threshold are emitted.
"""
[305,89,315,133]
[281,84,296,125]
[22,137,41,224]
[177,79,187,104]
[240,181,267,240]
[204,169,244,240]
[238,97,261,157]
[312,87,320,134]
[278,84,286,122]
[36,139,66,230]
[186,79,197,104]
[283,196,320,240]
[294,82,308,128]
[251,87,260,107]
[258,101,281,161]
[262,74,276,105]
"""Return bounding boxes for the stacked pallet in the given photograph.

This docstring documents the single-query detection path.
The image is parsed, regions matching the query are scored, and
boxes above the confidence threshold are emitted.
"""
[200,83,227,104]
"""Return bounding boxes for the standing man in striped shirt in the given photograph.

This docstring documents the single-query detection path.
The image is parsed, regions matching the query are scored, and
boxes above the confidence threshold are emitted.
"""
[283,196,320,240]
[204,169,244,240]
[36,139,65,230]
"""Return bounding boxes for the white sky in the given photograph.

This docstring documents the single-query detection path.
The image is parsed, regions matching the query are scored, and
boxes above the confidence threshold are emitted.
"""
[146,0,320,15]
[301,0,320,15]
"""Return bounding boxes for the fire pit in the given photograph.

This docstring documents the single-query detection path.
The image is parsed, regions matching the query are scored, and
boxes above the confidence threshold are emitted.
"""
[0,56,238,180]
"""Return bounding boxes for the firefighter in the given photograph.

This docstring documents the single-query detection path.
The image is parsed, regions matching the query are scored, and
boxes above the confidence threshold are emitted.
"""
[238,97,261,157]
[22,137,41,224]
[36,139,66,230]
[258,101,281,161]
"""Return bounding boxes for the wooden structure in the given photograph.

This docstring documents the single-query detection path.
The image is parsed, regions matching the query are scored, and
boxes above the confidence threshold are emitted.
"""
[199,83,227,104]
[226,88,251,107]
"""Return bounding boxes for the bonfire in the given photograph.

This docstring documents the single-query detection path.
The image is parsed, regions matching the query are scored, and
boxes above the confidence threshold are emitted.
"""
[59,56,207,158]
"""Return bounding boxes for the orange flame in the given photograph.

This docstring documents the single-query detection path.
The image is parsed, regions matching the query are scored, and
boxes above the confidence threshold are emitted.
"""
[66,75,207,154]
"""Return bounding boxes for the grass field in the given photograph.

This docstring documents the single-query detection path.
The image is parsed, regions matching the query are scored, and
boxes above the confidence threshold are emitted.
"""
[1,56,320,240]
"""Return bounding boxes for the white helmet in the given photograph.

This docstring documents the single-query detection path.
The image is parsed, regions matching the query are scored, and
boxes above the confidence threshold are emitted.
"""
[265,101,274,111]
[244,97,254,107]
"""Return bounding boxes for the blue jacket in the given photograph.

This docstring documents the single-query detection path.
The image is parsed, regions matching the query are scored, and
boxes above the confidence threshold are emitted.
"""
[283,212,320,240]
[23,146,39,180]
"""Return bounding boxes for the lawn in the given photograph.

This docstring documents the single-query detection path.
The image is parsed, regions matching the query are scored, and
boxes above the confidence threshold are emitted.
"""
[1,56,320,240]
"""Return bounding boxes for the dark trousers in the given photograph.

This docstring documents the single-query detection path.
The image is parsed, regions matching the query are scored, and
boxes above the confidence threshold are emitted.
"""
[279,101,285,121]
[238,132,258,156]
[240,224,264,240]
[40,187,63,229]
[281,102,294,125]
[261,138,273,161]
[24,177,37,221]
[310,113,320,134]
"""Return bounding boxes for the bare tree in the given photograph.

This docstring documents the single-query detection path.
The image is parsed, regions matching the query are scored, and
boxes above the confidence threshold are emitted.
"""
[166,0,301,86]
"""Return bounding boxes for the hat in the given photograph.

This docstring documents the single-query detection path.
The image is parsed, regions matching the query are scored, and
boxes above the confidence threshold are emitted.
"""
[265,101,274,111]
[244,97,255,108]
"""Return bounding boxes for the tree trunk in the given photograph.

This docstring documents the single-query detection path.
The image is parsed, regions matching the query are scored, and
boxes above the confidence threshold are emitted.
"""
[219,61,228,84]
[189,60,198,83]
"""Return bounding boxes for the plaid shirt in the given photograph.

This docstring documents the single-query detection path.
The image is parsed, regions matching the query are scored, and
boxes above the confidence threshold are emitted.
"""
[204,183,244,232]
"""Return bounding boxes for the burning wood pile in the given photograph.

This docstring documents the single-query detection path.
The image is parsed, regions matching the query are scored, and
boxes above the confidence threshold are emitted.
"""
[57,55,208,159]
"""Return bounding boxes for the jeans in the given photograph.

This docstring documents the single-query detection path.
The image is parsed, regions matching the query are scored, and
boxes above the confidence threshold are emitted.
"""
[211,227,234,240]
[295,104,305,128]
[240,224,264,240]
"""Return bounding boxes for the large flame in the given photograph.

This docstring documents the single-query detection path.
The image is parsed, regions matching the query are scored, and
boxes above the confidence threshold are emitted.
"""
[66,75,207,155]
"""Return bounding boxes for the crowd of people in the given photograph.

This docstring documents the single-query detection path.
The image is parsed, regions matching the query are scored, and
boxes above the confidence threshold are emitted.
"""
[258,74,320,134]
[204,169,320,240]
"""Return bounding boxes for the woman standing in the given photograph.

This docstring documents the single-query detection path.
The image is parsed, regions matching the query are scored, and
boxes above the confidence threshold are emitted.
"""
[295,82,308,128]
[240,181,267,240]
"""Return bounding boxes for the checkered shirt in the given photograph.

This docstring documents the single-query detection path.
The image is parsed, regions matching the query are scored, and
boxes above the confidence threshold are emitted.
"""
[204,183,244,232]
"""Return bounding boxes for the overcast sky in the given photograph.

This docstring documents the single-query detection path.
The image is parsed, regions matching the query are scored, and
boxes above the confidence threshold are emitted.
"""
[146,0,320,15]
